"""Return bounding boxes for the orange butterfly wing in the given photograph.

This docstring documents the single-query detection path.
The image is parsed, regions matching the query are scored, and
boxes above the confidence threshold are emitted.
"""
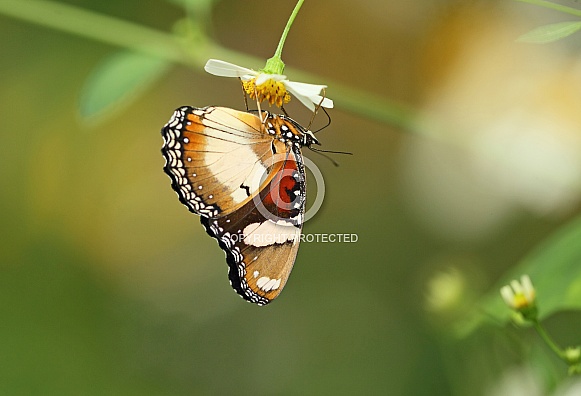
[162,106,308,305]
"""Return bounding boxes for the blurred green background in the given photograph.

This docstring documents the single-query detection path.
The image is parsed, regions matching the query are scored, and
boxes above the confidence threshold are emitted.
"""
[3,0,581,394]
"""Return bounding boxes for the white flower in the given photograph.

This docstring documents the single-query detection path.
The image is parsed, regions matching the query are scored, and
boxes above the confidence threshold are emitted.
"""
[500,275,536,311]
[204,59,333,111]
[425,268,466,314]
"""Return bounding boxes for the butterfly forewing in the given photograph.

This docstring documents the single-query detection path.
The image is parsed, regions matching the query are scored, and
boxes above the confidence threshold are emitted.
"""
[162,106,273,217]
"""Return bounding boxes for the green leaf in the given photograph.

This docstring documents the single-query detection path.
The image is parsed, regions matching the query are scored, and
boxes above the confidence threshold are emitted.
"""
[459,214,581,335]
[517,21,581,44]
[79,50,171,122]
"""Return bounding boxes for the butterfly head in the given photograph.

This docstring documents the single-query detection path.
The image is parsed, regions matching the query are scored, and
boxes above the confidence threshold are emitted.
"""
[267,113,321,149]
[303,129,320,147]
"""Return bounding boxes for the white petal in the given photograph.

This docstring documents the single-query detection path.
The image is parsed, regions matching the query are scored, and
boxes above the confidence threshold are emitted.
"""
[310,95,334,109]
[285,86,316,111]
[510,279,523,294]
[255,73,286,86]
[500,286,515,307]
[284,81,333,110]
[284,80,327,96]
[204,59,257,78]
[521,275,535,301]
[521,275,533,291]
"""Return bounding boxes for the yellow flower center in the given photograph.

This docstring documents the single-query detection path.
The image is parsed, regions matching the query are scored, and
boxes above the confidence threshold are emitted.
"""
[513,292,534,309]
[243,77,291,107]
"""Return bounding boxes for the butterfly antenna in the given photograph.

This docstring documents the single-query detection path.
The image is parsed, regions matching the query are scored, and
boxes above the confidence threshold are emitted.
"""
[308,146,353,167]
[239,78,250,112]
[313,107,332,134]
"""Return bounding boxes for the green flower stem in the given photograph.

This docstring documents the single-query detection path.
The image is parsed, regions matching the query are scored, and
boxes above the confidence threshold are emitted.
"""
[263,0,304,75]
[273,0,304,60]
[0,0,421,135]
[0,0,186,62]
[532,319,567,361]
[514,0,581,18]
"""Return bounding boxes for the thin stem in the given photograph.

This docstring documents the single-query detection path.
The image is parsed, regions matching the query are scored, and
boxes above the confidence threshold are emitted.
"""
[0,0,422,135]
[273,0,305,60]
[0,0,186,62]
[532,319,567,360]
[514,0,581,18]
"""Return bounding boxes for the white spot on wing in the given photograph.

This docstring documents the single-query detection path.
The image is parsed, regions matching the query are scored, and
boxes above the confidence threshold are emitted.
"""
[256,276,282,292]
[204,140,266,204]
[242,220,299,247]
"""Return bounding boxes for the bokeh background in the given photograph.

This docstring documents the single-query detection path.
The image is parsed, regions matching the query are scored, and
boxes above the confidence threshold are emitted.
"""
[3,0,581,394]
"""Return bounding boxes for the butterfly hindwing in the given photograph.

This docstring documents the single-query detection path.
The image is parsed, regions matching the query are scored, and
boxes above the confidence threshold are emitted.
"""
[201,146,306,305]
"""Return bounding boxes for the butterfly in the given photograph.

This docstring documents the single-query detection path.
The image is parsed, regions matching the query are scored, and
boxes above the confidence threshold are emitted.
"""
[161,106,320,306]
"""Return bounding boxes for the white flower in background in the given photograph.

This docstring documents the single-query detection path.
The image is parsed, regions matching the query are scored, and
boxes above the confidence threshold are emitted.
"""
[554,375,581,394]
[204,59,333,111]
[500,275,536,312]
[485,365,544,396]
[400,15,581,243]
[425,268,466,314]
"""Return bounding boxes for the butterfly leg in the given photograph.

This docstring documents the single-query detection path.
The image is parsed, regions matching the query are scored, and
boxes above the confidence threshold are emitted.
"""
[305,89,327,130]
[239,78,250,112]
[252,86,266,124]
